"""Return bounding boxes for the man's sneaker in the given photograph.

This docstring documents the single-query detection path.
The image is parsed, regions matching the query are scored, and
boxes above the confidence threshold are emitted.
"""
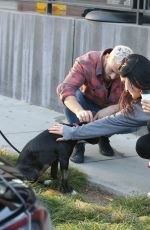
[98,136,114,156]
[70,143,85,163]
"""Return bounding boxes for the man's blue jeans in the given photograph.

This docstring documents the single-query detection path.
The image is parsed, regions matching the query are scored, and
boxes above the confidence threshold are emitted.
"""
[64,90,101,124]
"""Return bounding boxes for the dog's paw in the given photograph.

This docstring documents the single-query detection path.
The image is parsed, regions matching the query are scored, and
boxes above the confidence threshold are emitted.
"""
[43,179,53,186]
[71,190,78,195]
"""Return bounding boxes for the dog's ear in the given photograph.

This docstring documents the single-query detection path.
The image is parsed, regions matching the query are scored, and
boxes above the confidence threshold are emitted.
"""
[60,122,87,127]
[60,122,73,127]
[78,122,87,126]
[60,122,99,144]
[60,122,81,127]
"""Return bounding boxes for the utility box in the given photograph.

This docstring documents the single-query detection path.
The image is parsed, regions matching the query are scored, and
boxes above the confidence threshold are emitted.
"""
[35,2,67,15]
[52,4,67,15]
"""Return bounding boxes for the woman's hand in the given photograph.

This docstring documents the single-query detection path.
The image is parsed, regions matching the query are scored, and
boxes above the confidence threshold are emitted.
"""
[48,124,64,141]
[141,99,150,113]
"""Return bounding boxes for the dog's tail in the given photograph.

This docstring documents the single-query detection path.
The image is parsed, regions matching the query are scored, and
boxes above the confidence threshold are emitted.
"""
[0,130,21,154]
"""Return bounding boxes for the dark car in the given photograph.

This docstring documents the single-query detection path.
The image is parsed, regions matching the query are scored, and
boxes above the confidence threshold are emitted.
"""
[0,157,51,230]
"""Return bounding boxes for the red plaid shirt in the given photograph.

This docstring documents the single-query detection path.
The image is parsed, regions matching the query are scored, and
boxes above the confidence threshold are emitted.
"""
[57,49,124,108]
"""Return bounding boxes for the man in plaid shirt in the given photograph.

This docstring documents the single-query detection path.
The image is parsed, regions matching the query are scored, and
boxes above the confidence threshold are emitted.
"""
[57,45,133,163]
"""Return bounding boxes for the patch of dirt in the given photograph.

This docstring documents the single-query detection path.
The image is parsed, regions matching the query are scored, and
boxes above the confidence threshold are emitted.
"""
[80,185,118,205]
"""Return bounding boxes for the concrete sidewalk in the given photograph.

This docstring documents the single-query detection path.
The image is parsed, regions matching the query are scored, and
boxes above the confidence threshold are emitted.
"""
[1,95,150,196]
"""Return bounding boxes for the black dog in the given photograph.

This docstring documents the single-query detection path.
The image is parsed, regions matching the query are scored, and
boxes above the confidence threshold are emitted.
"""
[16,124,99,194]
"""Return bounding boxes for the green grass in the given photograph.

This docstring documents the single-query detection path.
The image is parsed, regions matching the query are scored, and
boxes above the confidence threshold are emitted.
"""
[1,149,150,230]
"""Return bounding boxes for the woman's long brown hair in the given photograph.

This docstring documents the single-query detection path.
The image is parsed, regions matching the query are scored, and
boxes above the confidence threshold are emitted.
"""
[119,90,135,114]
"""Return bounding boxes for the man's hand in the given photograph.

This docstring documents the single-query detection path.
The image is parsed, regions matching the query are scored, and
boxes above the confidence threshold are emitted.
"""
[94,104,119,120]
[75,110,94,123]
[64,96,93,122]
